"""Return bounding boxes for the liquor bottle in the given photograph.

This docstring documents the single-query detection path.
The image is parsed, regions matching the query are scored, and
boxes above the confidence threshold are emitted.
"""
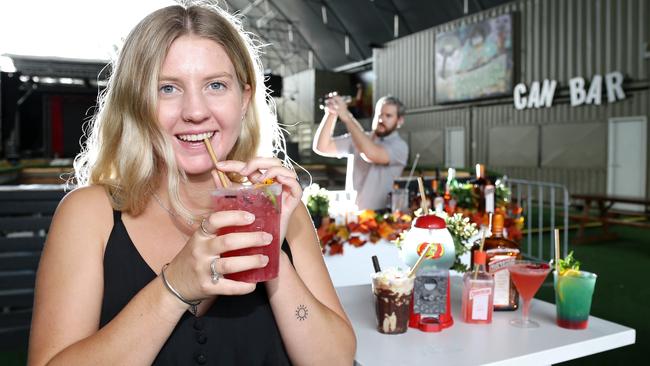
[444,168,457,215]
[471,164,491,214]
[431,180,444,214]
[471,213,521,311]
[462,251,495,324]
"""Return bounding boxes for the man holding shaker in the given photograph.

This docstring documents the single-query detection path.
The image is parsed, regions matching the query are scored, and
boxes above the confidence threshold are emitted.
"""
[313,93,408,210]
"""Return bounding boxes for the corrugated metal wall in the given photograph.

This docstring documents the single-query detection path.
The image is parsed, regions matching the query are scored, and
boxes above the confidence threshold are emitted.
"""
[374,0,650,196]
[281,69,316,157]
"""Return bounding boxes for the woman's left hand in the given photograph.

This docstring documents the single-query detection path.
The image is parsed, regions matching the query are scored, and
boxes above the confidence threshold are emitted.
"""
[215,158,302,242]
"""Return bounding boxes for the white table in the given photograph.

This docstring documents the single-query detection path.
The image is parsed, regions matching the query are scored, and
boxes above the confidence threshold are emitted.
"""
[337,279,636,366]
[323,240,404,287]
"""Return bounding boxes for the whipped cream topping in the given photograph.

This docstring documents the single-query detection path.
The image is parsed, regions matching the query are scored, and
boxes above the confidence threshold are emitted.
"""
[372,268,415,295]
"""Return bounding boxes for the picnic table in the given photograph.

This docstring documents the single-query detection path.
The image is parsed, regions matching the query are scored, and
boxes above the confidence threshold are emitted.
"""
[571,194,650,243]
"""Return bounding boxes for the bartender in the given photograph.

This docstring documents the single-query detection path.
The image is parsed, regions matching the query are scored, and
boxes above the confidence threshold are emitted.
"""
[313,93,408,210]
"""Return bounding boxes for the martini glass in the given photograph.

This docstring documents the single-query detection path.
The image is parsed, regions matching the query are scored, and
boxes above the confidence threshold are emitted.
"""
[508,260,551,328]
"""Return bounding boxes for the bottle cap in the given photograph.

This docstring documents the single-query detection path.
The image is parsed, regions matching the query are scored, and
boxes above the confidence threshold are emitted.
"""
[473,250,487,265]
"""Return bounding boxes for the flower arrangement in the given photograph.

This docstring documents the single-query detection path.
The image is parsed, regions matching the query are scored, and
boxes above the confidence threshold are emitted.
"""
[317,210,412,255]
[442,212,479,272]
[302,184,329,224]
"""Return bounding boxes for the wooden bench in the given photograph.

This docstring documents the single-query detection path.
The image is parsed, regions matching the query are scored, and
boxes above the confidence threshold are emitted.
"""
[571,193,650,244]
[0,185,67,350]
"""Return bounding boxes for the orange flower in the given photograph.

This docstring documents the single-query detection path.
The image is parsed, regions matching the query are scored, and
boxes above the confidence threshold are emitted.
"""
[348,236,366,247]
[329,243,344,255]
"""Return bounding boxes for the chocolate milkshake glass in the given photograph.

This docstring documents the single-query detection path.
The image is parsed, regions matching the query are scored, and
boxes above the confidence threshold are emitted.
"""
[371,269,415,334]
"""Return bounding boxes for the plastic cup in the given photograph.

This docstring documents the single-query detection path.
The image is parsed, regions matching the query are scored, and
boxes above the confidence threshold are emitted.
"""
[553,270,597,329]
[371,269,415,334]
[212,183,282,283]
[391,188,409,213]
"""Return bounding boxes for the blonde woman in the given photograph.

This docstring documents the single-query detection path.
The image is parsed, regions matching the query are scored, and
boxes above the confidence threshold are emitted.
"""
[28,4,355,365]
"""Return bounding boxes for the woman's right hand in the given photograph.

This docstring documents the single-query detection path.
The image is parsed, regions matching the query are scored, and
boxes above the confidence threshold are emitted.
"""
[162,210,272,302]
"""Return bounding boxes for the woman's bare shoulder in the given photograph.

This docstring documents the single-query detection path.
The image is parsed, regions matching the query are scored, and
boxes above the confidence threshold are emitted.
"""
[50,185,115,246]
[57,185,112,214]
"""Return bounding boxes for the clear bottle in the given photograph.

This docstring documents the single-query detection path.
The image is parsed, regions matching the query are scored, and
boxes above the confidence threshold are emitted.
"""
[471,213,521,311]
[462,251,495,324]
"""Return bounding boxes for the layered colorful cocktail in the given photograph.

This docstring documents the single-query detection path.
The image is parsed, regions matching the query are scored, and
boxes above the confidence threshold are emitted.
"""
[508,260,551,328]
[212,183,282,283]
[554,266,597,329]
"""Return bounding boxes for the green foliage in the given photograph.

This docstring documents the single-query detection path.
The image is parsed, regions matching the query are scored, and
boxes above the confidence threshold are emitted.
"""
[557,250,581,272]
[305,184,330,217]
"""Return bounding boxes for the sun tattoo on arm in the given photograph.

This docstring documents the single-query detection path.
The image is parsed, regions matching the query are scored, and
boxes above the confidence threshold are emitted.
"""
[295,304,308,321]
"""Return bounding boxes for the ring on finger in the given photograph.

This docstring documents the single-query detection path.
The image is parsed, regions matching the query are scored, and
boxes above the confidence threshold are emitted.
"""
[200,217,212,237]
[210,256,222,284]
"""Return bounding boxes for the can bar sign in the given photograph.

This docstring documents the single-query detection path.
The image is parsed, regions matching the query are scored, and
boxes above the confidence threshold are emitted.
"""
[513,71,626,110]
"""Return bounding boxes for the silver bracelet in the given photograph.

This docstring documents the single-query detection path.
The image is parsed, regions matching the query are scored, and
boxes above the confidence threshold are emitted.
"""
[160,263,202,316]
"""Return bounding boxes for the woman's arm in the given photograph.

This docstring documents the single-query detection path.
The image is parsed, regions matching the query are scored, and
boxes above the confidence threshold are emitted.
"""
[266,204,356,365]
[28,186,188,366]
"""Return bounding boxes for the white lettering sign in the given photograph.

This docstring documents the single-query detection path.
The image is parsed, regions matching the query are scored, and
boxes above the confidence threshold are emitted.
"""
[515,71,626,109]
[513,79,557,110]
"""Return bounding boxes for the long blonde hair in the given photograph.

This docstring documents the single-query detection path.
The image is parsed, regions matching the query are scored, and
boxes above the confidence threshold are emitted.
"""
[73,4,285,219]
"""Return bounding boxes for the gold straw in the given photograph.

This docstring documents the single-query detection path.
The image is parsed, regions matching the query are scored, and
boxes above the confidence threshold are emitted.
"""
[408,243,433,278]
[554,228,561,274]
[417,176,428,213]
[203,138,229,188]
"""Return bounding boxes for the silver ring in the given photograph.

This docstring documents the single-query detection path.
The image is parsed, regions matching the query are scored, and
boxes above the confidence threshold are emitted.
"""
[200,217,212,236]
[210,257,221,284]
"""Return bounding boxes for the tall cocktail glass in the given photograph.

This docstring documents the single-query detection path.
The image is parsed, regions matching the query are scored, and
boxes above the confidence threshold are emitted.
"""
[508,260,551,328]
[212,183,282,283]
[554,270,597,329]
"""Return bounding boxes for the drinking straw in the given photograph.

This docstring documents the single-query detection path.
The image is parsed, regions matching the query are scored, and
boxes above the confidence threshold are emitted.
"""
[417,176,428,212]
[371,255,382,273]
[404,153,420,188]
[554,228,561,273]
[203,138,229,188]
[408,243,433,278]
[473,230,487,280]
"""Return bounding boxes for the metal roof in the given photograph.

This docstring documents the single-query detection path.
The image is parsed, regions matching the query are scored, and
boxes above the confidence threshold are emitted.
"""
[223,0,513,75]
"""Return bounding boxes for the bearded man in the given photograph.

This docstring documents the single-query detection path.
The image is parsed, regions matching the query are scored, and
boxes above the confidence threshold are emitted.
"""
[313,94,408,210]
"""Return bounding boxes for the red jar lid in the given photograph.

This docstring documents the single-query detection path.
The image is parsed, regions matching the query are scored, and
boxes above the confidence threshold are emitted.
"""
[413,214,447,229]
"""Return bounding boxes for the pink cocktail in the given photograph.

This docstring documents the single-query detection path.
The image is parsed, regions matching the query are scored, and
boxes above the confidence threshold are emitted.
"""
[508,260,551,328]
[212,183,282,283]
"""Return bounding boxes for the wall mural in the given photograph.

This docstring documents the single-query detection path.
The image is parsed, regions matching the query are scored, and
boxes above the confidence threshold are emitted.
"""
[435,13,514,103]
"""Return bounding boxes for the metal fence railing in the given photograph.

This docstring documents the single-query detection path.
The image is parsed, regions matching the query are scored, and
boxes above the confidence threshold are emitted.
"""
[505,178,570,261]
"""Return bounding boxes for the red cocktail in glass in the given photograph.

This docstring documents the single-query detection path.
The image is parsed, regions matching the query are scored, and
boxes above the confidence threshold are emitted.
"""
[212,183,282,283]
[508,260,551,328]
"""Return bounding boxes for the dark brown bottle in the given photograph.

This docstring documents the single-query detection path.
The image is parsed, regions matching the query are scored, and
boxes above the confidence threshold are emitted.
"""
[471,214,521,311]
[471,164,491,214]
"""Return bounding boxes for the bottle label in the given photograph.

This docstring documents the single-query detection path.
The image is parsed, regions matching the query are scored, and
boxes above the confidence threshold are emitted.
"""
[470,288,491,320]
[469,287,492,299]
[489,255,515,306]
[485,185,495,213]
[488,256,516,273]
